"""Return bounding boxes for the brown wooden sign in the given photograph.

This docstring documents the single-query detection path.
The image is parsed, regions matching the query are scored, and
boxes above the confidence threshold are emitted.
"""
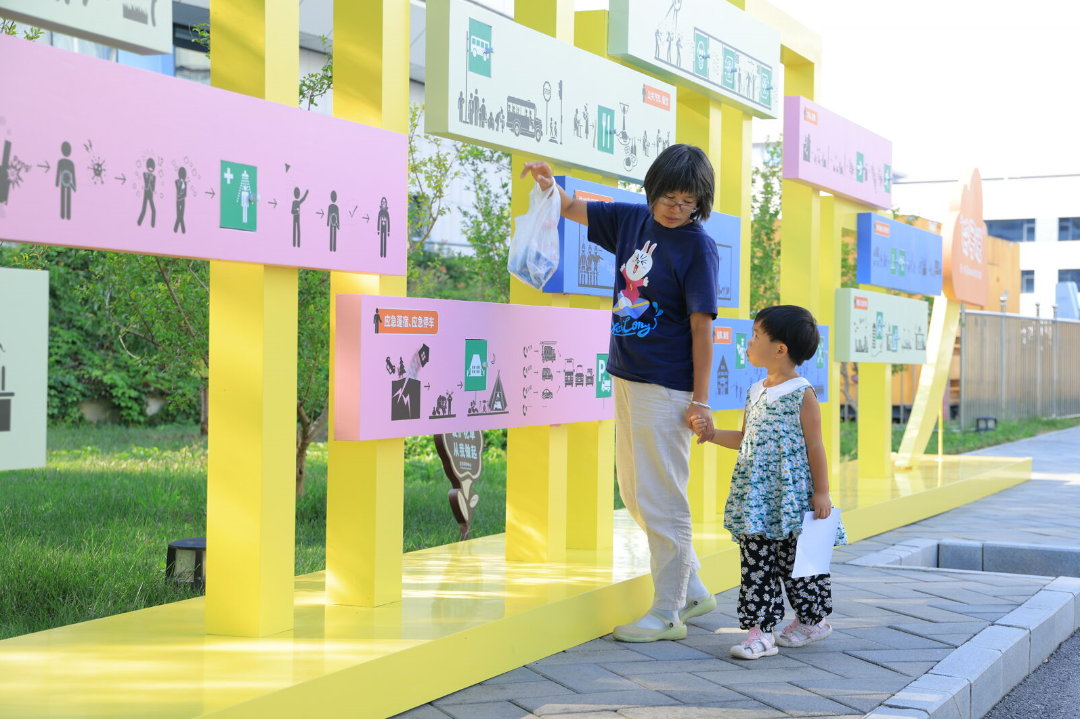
[434,431,483,540]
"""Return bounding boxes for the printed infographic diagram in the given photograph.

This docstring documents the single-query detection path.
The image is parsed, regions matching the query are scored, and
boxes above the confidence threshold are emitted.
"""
[0,268,48,471]
[0,34,406,275]
[425,0,677,182]
[834,288,929,365]
[335,296,614,441]
[783,96,893,210]
[708,319,830,411]
[608,0,781,119]
[856,214,943,296]
[544,176,741,308]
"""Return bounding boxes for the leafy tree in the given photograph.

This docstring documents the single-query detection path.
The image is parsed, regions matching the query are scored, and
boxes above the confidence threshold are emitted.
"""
[458,145,511,303]
[0,18,43,41]
[750,137,782,315]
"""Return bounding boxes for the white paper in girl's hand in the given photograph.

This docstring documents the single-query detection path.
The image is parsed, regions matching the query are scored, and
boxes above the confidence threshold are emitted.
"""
[792,508,842,578]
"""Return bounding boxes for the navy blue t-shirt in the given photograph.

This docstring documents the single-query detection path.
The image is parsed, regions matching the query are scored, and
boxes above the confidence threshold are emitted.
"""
[587,201,720,392]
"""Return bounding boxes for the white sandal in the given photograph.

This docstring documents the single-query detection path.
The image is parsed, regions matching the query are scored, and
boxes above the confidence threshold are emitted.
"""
[776,619,833,648]
[729,627,778,660]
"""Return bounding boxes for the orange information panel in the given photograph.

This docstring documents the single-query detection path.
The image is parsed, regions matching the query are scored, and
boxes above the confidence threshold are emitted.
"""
[375,308,439,335]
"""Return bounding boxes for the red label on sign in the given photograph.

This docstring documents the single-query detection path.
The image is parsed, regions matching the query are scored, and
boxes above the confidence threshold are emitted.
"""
[714,327,732,344]
[643,85,672,111]
[854,297,869,310]
[804,108,819,125]
[377,309,439,334]
[874,221,891,237]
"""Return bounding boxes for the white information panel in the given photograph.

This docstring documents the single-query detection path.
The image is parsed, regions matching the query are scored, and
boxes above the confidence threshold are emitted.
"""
[608,0,781,119]
[834,288,929,365]
[425,0,677,182]
[0,0,172,55]
[0,267,48,471]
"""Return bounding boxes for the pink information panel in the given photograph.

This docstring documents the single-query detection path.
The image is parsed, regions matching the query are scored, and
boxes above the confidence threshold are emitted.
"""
[334,295,614,441]
[0,35,405,274]
[782,96,892,210]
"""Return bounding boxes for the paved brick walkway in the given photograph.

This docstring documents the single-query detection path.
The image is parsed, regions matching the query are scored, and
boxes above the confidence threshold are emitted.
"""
[395,426,1080,719]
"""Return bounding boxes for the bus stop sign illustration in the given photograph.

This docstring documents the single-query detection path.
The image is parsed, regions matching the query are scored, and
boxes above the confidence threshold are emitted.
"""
[220,161,258,231]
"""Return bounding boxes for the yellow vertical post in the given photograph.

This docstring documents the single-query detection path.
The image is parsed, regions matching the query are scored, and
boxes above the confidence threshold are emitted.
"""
[558,11,618,552]
[674,87,721,524]
[325,0,410,607]
[780,61,819,311]
[856,360,893,478]
[817,197,845,475]
[505,0,574,563]
[896,297,961,467]
[716,102,753,517]
[205,0,299,638]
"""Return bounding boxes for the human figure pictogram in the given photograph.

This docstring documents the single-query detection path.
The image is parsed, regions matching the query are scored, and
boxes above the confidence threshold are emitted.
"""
[173,167,187,234]
[327,190,340,252]
[291,186,309,247]
[56,141,76,220]
[137,158,157,228]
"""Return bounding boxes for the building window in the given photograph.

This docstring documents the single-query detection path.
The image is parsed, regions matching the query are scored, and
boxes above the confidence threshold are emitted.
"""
[986,219,1036,242]
[1059,218,1080,241]
[1021,270,1035,294]
[1060,269,1080,286]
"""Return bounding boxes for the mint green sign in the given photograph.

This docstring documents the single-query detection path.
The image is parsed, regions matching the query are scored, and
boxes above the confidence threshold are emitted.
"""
[468,19,492,78]
[596,105,615,154]
[856,152,866,183]
[735,333,747,369]
[758,66,773,107]
[884,164,893,193]
[721,47,737,90]
[464,339,488,391]
[220,161,258,232]
[695,32,711,79]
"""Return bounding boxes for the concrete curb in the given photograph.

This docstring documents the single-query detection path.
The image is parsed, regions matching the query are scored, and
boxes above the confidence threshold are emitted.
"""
[854,540,1080,719]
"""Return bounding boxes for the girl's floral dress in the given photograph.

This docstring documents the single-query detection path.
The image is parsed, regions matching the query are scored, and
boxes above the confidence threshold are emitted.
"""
[724,377,847,545]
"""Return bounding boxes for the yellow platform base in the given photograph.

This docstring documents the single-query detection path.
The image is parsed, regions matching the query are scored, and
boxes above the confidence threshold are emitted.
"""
[0,455,1030,719]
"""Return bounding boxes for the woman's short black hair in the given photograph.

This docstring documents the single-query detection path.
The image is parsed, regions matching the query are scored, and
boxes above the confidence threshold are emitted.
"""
[754,305,821,366]
[643,144,715,223]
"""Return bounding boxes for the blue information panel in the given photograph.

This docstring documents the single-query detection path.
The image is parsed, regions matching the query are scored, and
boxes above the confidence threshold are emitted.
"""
[708,318,829,410]
[544,176,741,308]
[856,214,943,296]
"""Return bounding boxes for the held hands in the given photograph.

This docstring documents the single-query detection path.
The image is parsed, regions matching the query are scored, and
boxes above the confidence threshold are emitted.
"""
[520,161,554,190]
[687,404,713,444]
[811,491,832,520]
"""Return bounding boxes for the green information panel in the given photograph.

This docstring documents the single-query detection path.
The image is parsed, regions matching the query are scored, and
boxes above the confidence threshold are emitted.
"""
[695,32,711,79]
[464,339,488,391]
[467,18,492,78]
[735,333,747,369]
[596,106,616,155]
[220,161,258,232]
[595,354,612,398]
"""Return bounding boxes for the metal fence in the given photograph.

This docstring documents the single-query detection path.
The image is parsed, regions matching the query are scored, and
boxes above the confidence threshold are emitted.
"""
[960,308,1080,430]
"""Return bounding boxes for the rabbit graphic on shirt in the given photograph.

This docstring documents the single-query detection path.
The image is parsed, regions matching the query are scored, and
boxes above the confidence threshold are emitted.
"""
[614,241,656,319]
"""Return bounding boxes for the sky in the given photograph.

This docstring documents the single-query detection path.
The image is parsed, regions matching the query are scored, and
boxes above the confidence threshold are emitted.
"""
[575,0,1080,182]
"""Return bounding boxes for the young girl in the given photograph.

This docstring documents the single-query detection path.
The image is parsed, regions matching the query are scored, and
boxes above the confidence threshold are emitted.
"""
[522,145,720,642]
[693,305,847,659]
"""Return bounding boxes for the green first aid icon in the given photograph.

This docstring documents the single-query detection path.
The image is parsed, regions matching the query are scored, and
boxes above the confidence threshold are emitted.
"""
[596,354,612,398]
[758,66,773,107]
[898,249,907,277]
[694,31,710,79]
[220,161,258,232]
[464,339,488,392]
[721,47,737,90]
[596,105,615,154]
[468,19,492,78]
[735,333,747,369]
[816,341,824,368]
[856,153,866,183]
[890,247,898,275]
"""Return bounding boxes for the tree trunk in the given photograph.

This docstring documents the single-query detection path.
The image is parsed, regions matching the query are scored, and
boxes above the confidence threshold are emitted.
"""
[296,437,310,496]
[199,384,209,435]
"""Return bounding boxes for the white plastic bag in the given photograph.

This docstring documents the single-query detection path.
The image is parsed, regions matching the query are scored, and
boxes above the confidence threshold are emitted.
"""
[507,180,561,291]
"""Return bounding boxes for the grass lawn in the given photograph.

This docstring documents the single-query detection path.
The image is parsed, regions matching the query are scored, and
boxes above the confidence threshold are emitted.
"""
[1,416,1076,641]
